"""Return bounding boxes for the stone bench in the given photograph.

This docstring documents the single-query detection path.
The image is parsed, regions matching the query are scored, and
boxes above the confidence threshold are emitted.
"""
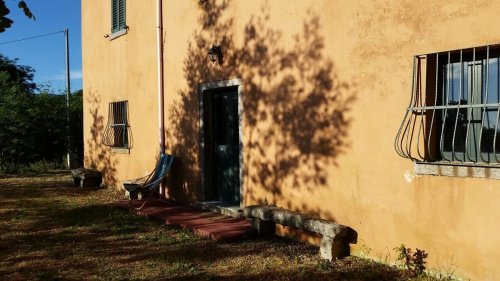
[243,205,357,261]
[71,168,102,188]
[123,184,151,200]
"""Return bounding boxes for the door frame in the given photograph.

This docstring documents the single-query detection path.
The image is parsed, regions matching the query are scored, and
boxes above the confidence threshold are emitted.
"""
[199,78,244,206]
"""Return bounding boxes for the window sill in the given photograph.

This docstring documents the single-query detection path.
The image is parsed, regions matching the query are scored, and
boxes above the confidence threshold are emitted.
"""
[414,162,500,180]
[111,147,130,154]
[109,29,127,41]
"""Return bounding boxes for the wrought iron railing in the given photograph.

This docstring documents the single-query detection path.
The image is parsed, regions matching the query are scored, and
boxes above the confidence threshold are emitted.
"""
[395,44,500,164]
[103,100,133,149]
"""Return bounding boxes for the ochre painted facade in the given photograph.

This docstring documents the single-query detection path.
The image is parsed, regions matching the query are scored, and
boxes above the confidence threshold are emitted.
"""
[82,1,500,280]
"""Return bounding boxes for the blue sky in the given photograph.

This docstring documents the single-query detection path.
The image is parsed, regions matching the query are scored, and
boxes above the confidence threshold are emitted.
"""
[0,0,82,93]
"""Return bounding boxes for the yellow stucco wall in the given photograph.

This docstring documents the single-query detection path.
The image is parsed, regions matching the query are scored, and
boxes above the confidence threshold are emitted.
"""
[82,0,161,187]
[82,0,500,279]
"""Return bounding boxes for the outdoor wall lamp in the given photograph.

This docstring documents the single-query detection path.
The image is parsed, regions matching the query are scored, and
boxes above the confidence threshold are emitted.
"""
[208,44,222,64]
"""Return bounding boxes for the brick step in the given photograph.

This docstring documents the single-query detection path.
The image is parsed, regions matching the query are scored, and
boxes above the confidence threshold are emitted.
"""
[115,199,253,241]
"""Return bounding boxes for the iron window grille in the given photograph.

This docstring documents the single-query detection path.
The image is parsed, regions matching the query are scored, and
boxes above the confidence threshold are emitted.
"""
[395,44,500,165]
[103,101,132,149]
[111,0,126,34]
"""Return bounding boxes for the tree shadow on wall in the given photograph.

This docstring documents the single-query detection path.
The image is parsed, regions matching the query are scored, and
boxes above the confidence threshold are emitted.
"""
[84,91,118,188]
[167,1,357,219]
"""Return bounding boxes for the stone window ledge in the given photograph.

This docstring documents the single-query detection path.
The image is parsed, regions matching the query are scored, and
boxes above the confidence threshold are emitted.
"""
[111,147,130,154]
[414,162,500,180]
[109,29,127,41]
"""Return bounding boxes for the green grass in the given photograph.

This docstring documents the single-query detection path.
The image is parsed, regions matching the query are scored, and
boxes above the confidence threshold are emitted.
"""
[0,172,440,280]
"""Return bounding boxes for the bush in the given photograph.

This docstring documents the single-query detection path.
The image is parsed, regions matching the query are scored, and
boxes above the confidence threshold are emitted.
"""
[27,160,65,173]
[0,161,21,174]
[0,160,64,174]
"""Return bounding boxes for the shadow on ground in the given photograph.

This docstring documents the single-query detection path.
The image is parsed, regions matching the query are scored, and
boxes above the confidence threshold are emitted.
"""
[0,173,415,281]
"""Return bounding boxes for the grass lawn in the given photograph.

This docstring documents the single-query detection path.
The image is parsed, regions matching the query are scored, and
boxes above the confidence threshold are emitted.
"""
[0,172,436,281]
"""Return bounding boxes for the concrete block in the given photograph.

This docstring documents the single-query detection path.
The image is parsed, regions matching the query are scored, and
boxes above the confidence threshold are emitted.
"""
[72,177,80,187]
[81,178,101,188]
[71,168,102,188]
[251,218,276,235]
[125,190,138,200]
[137,189,150,200]
[320,236,349,261]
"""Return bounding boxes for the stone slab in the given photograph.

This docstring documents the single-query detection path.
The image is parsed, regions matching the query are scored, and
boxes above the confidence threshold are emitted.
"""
[243,204,356,261]
[71,168,102,188]
[243,205,347,238]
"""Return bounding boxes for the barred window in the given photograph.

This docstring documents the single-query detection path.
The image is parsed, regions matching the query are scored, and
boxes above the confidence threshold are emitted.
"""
[396,45,500,164]
[111,0,126,34]
[103,101,132,149]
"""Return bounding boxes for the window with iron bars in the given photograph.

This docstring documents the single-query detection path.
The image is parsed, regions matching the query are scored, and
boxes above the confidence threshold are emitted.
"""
[103,101,132,149]
[395,44,500,165]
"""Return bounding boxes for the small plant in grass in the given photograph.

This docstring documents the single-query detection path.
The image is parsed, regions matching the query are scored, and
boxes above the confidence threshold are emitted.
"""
[394,244,429,277]
[317,259,332,271]
[169,260,199,275]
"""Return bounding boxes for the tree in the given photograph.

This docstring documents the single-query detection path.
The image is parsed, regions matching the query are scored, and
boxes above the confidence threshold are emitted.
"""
[0,55,37,165]
[0,54,84,172]
[0,1,34,33]
[69,89,84,165]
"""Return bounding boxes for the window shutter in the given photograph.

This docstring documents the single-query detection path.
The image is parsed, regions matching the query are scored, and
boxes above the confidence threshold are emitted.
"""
[118,0,126,30]
[111,0,126,34]
[111,0,118,33]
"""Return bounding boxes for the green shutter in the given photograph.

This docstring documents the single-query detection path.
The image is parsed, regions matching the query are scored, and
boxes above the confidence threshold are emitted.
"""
[118,0,126,30]
[111,0,126,34]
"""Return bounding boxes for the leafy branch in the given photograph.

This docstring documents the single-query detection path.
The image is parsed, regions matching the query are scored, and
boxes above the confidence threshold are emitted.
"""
[394,244,429,277]
[0,1,35,33]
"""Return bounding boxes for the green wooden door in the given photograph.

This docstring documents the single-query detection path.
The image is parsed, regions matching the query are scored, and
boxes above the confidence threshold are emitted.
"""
[212,89,240,204]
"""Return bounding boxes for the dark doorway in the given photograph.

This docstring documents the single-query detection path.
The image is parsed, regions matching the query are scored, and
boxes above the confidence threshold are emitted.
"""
[202,86,240,205]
